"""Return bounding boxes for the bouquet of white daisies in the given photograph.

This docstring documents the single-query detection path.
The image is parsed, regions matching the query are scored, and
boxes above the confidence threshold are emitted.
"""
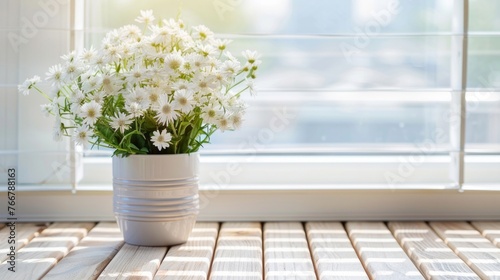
[19,10,260,156]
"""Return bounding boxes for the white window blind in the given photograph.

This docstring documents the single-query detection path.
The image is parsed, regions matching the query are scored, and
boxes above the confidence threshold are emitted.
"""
[1,0,499,190]
[80,0,500,189]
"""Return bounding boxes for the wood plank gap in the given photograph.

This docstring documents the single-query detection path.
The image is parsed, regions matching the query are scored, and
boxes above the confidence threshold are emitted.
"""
[42,222,124,280]
[209,222,263,280]
[346,222,424,279]
[206,222,221,280]
[154,222,219,280]
[303,222,321,280]
[471,221,500,247]
[430,222,500,279]
[0,222,95,280]
[306,222,369,280]
[388,222,479,280]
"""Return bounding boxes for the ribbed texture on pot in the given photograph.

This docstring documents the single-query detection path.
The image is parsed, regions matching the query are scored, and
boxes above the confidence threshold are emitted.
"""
[112,153,199,246]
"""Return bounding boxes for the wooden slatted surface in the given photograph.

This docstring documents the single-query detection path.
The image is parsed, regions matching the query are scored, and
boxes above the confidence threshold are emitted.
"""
[346,222,424,279]
[42,222,124,280]
[388,222,479,280]
[210,222,262,280]
[430,222,500,279]
[0,222,94,280]
[472,222,500,246]
[2,221,500,279]
[98,244,166,279]
[0,223,46,263]
[264,222,316,279]
[155,222,219,280]
[306,222,368,280]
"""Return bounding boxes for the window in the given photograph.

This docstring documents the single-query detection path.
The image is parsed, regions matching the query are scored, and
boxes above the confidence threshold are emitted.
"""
[2,0,500,221]
[80,0,500,189]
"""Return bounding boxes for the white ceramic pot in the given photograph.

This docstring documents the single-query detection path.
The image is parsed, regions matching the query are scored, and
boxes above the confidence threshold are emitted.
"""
[112,153,199,246]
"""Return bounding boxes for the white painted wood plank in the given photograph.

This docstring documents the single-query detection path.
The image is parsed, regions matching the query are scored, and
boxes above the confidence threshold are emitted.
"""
[472,222,500,246]
[42,222,124,280]
[98,244,167,280]
[389,222,479,280]
[430,222,500,280]
[264,222,316,280]
[306,222,368,280]
[0,223,46,263]
[154,222,219,280]
[0,222,95,280]
[209,222,262,280]
[346,222,424,279]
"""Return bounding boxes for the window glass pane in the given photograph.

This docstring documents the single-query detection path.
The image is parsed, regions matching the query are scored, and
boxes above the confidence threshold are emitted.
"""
[208,92,452,153]
[465,92,500,156]
[467,37,500,89]
[469,0,500,33]
[84,0,454,155]
[85,0,453,35]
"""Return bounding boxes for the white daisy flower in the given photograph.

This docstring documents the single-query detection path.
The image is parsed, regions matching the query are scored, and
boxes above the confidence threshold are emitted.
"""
[18,75,40,96]
[201,103,220,125]
[63,61,83,81]
[61,50,77,62]
[70,89,85,104]
[150,129,172,151]
[196,43,216,57]
[245,78,256,96]
[217,115,232,132]
[163,18,184,30]
[90,55,105,68]
[193,74,216,94]
[126,87,150,108]
[187,54,209,71]
[172,80,195,92]
[80,100,102,126]
[125,65,148,85]
[110,112,133,134]
[74,125,93,146]
[80,46,97,63]
[126,102,146,118]
[192,25,214,41]
[120,24,142,41]
[221,60,241,78]
[213,39,232,51]
[40,104,52,117]
[147,87,162,105]
[242,50,262,65]
[150,25,172,45]
[135,10,155,25]
[229,113,244,129]
[99,74,121,94]
[45,64,64,87]
[82,75,100,92]
[173,89,194,114]
[91,90,106,104]
[164,51,184,73]
[155,94,179,125]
